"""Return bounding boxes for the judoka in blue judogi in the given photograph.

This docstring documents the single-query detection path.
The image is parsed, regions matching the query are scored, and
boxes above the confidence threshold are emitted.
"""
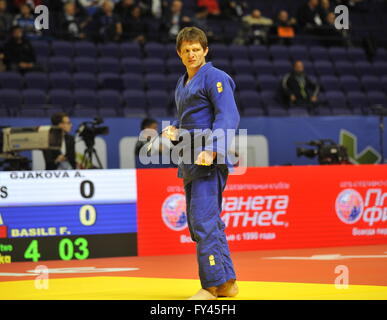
[170,62,240,291]
[161,26,240,300]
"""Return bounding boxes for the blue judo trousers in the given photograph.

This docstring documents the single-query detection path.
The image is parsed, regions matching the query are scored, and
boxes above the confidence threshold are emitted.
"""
[172,62,240,288]
[184,166,236,288]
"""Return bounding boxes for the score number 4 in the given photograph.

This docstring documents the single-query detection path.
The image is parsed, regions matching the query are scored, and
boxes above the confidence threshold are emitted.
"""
[24,238,90,262]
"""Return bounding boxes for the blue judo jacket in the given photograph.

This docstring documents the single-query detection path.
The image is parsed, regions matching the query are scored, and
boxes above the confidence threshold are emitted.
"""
[172,62,240,183]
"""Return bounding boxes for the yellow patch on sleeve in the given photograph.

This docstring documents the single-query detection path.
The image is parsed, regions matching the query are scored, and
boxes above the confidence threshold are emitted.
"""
[209,255,216,266]
[216,82,223,93]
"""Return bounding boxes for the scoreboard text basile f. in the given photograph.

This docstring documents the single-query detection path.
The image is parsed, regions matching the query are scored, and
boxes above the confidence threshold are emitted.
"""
[0,169,138,262]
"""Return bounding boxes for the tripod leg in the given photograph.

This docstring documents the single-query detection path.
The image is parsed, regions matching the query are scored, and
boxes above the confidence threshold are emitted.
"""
[81,150,87,168]
[82,149,92,169]
[92,148,103,169]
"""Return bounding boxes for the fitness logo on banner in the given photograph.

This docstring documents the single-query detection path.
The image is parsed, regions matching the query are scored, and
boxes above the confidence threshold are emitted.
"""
[335,189,364,224]
[161,194,187,231]
[335,187,387,237]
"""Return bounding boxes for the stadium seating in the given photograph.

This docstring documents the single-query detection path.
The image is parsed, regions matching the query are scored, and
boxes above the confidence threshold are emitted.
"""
[50,72,73,90]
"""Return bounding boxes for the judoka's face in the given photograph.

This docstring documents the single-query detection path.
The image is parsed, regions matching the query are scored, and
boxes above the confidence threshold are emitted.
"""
[177,41,208,71]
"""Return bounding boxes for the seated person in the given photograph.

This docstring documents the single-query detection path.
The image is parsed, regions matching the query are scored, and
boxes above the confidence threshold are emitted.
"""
[191,7,219,42]
[122,5,147,43]
[219,0,248,21]
[113,0,135,20]
[242,9,273,44]
[43,112,76,170]
[296,0,324,36]
[3,26,39,73]
[197,0,221,18]
[91,0,122,42]
[0,46,6,72]
[78,0,104,16]
[57,1,90,40]
[282,60,320,109]
[12,3,42,39]
[320,11,349,46]
[0,0,13,41]
[161,0,191,42]
[270,10,297,45]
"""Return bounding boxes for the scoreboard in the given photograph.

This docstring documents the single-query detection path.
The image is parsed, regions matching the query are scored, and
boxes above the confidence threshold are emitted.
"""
[0,169,138,262]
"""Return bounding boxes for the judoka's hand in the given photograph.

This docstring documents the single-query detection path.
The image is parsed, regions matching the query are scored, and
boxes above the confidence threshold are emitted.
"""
[195,151,216,166]
[162,126,178,141]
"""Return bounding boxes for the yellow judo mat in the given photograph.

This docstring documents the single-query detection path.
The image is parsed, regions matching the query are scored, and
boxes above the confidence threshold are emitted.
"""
[1,277,387,300]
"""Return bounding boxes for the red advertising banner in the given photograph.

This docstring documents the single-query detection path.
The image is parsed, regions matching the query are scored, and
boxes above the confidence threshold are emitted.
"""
[0,226,7,238]
[137,165,387,256]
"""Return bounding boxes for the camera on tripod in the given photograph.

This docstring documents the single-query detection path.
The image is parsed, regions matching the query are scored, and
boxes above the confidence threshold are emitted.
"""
[0,125,63,171]
[76,117,109,169]
[77,117,109,148]
[296,139,350,165]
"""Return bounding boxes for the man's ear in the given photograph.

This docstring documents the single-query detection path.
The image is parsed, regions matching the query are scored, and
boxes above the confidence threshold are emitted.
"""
[176,50,181,59]
[204,47,209,57]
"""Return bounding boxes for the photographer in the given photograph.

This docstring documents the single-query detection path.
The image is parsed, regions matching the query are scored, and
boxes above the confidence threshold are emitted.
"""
[135,118,159,158]
[43,112,76,170]
[135,118,175,169]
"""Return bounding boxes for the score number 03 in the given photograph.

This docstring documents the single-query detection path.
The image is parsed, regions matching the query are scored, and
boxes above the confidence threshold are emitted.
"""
[24,181,97,262]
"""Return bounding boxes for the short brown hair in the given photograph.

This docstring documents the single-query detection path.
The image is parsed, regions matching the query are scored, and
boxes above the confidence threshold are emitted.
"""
[51,112,69,125]
[176,27,208,52]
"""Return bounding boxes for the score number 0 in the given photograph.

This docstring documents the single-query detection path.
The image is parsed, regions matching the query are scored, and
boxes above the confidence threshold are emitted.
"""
[24,181,97,262]
[79,180,96,226]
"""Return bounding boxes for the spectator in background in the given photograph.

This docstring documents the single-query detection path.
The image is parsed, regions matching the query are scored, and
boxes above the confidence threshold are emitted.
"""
[58,1,90,40]
[197,0,220,18]
[46,0,72,13]
[43,112,76,170]
[278,10,297,27]
[282,60,319,111]
[270,10,297,45]
[113,0,135,20]
[13,0,42,8]
[139,0,169,19]
[11,0,42,14]
[320,11,350,46]
[134,118,173,168]
[3,25,38,73]
[92,0,122,42]
[12,3,42,39]
[319,0,333,23]
[0,45,6,72]
[79,0,104,16]
[162,0,191,42]
[0,0,13,40]
[192,6,225,43]
[122,5,146,43]
[219,0,248,21]
[296,0,323,31]
[242,8,273,26]
[242,9,273,44]
[191,6,211,35]
[135,118,159,158]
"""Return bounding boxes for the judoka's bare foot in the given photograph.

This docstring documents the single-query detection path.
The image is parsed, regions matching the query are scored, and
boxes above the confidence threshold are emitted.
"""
[217,279,239,297]
[187,287,218,300]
